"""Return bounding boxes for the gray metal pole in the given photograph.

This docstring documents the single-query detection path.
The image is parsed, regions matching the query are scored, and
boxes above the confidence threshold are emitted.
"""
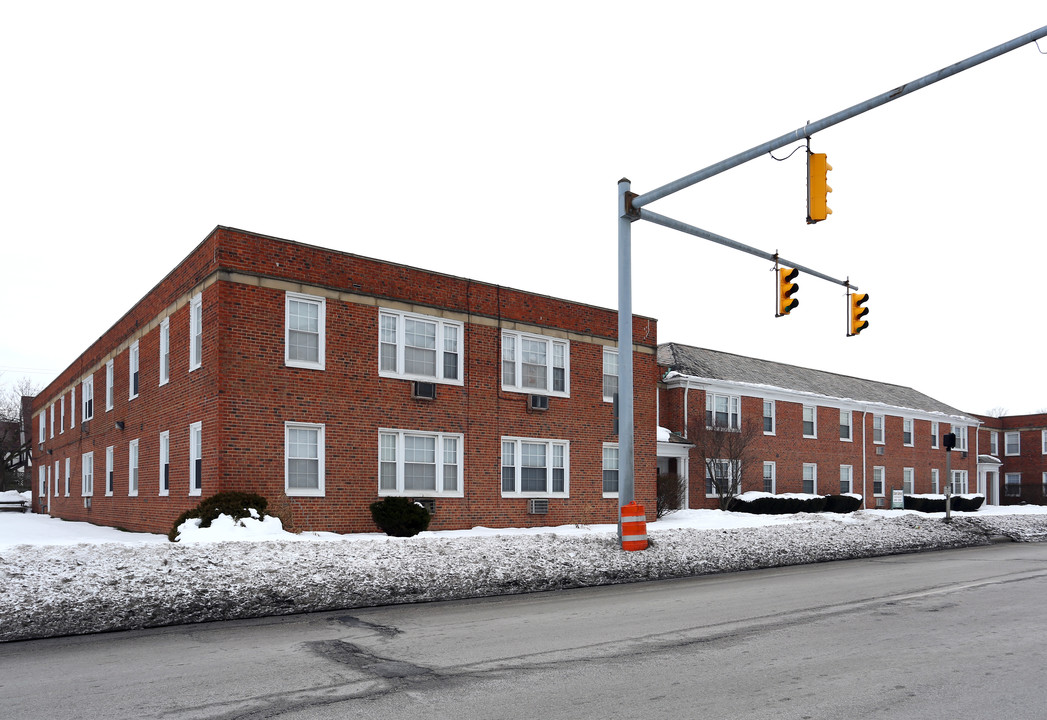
[632,25,1047,209]
[617,179,635,539]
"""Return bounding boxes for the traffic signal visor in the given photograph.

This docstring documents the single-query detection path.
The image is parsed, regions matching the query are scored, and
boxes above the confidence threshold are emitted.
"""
[807,152,832,224]
[850,292,870,335]
[778,267,799,316]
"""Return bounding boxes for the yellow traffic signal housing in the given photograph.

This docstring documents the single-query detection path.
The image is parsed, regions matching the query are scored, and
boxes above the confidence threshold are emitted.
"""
[807,152,832,224]
[849,292,870,335]
[777,267,800,316]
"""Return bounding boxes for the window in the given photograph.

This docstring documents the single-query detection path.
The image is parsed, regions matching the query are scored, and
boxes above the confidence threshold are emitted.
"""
[501,437,568,497]
[128,439,139,496]
[840,409,852,441]
[872,466,885,496]
[284,293,326,370]
[105,446,114,496]
[285,422,325,496]
[53,461,58,497]
[379,308,462,384]
[840,465,853,494]
[930,421,939,449]
[902,467,915,495]
[189,422,202,495]
[129,340,140,400]
[39,466,46,499]
[705,459,736,497]
[159,431,170,496]
[602,348,618,402]
[1005,473,1021,497]
[763,461,776,493]
[81,452,93,497]
[378,429,461,497]
[1043,472,1047,497]
[602,444,619,496]
[501,331,568,396]
[64,457,70,496]
[159,317,170,385]
[190,293,202,371]
[951,424,968,452]
[872,414,884,444]
[49,402,54,438]
[990,431,999,456]
[82,375,94,420]
[1042,430,1047,455]
[951,470,968,494]
[706,393,740,430]
[70,387,76,429]
[802,406,817,438]
[105,360,114,411]
[902,418,914,446]
[931,468,939,494]
[1005,431,1020,456]
[763,400,775,435]
[60,395,65,434]
[802,463,817,494]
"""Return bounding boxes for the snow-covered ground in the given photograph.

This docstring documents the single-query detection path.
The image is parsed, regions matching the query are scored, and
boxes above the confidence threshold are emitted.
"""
[3,498,1047,643]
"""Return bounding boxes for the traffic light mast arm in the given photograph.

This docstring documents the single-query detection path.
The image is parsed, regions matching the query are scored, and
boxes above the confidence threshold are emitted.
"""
[628,25,1047,210]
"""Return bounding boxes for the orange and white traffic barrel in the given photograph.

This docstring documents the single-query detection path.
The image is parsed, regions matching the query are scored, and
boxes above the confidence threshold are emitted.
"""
[620,501,648,551]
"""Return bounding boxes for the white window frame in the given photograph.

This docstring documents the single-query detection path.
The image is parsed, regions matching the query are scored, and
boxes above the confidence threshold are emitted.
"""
[60,395,65,434]
[931,468,940,494]
[500,436,569,498]
[500,330,569,397]
[159,430,170,496]
[81,452,93,497]
[951,469,969,494]
[872,414,884,444]
[951,424,968,452]
[705,459,737,498]
[839,409,852,442]
[873,466,885,497]
[49,402,54,438]
[705,393,741,430]
[902,467,915,495]
[190,293,203,372]
[990,430,999,456]
[802,406,817,439]
[284,292,326,371]
[159,317,170,385]
[763,400,775,435]
[64,457,70,496]
[1005,472,1021,497]
[105,360,114,411]
[285,421,326,497]
[105,446,114,496]
[840,465,853,494]
[602,443,619,497]
[1005,431,1020,456]
[53,461,58,497]
[39,412,45,446]
[602,348,618,403]
[1042,430,1047,455]
[930,421,939,449]
[189,421,202,496]
[377,428,462,498]
[902,418,914,447]
[763,461,776,493]
[129,340,140,400]
[82,375,94,421]
[128,439,139,496]
[378,308,463,385]
[802,463,818,494]
[70,386,76,429]
[39,465,46,499]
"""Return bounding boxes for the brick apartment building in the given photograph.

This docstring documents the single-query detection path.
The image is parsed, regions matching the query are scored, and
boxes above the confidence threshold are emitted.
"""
[657,344,984,508]
[974,413,1047,505]
[30,227,660,534]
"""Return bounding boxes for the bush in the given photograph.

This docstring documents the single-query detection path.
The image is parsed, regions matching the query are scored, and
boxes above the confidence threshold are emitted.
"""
[728,494,826,515]
[656,473,687,518]
[370,496,431,537]
[903,494,985,513]
[823,494,863,513]
[168,491,269,542]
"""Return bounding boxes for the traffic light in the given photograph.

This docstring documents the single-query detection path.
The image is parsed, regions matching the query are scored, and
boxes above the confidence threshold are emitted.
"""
[849,292,869,336]
[807,152,832,224]
[777,267,799,316]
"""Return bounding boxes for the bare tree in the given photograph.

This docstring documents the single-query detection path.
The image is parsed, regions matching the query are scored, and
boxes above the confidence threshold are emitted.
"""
[1,375,40,491]
[687,417,762,511]
[986,406,1008,418]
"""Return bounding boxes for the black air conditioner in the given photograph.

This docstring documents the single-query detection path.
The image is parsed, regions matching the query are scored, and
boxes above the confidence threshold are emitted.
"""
[528,498,549,515]
[528,394,549,411]
[412,382,436,400]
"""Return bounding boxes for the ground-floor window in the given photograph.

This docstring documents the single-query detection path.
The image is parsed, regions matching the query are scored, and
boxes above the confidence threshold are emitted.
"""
[501,437,568,497]
[602,444,619,496]
[872,466,885,496]
[379,429,463,497]
[285,422,325,497]
[190,422,203,496]
[705,459,736,497]
[902,467,914,495]
[81,452,94,496]
[839,465,852,494]
[951,470,968,495]
[1005,473,1021,497]
[763,461,775,493]
[802,463,817,494]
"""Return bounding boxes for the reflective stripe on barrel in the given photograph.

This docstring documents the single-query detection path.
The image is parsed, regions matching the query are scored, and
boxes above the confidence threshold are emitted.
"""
[620,501,648,551]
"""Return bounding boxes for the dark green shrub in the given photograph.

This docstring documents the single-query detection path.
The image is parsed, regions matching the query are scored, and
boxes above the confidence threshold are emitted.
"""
[168,491,269,542]
[952,495,985,512]
[728,495,826,515]
[370,496,431,537]
[904,494,985,513]
[823,494,862,513]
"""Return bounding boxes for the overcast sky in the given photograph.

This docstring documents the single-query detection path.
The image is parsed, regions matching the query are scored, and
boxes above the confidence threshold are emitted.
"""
[3,2,1045,417]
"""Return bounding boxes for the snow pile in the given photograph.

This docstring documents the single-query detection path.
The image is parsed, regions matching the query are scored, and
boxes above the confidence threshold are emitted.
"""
[3,507,1047,643]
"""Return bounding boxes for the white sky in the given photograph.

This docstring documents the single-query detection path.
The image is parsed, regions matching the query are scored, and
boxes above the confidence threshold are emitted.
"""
[2,2,1045,415]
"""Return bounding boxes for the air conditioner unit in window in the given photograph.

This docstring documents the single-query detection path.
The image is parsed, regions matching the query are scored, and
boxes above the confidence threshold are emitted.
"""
[875,497,885,507]
[528,498,549,515]
[876,446,885,455]
[528,394,549,411]
[414,498,436,516]
[412,381,436,400]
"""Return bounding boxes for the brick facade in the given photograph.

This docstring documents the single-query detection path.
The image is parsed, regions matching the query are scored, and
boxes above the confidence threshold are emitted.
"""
[31,227,659,534]
[975,413,1047,505]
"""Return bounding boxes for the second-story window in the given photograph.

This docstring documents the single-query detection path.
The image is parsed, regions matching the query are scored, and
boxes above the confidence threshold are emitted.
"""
[873,414,884,444]
[706,393,740,430]
[903,418,914,446]
[285,293,326,370]
[380,309,462,384]
[190,293,203,372]
[840,409,852,441]
[129,341,140,399]
[82,375,94,420]
[763,400,775,434]
[501,330,568,396]
[1005,431,1020,456]
[802,406,817,438]
[602,348,618,402]
[159,317,170,385]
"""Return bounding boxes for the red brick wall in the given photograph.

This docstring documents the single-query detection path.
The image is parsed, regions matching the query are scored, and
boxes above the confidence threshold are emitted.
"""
[975,413,1047,504]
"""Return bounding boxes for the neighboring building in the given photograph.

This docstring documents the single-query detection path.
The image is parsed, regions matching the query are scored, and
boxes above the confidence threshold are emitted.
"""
[657,343,982,509]
[31,227,660,534]
[974,413,1047,505]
